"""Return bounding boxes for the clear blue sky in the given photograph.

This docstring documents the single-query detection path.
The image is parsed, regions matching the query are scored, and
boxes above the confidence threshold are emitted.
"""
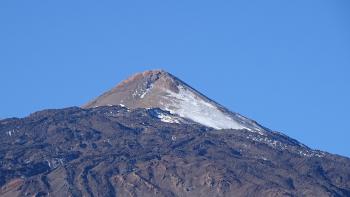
[0,1,349,157]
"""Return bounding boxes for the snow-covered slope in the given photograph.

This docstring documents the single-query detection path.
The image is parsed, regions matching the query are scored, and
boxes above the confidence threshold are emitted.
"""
[163,85,245,130]
[83,70,265,134]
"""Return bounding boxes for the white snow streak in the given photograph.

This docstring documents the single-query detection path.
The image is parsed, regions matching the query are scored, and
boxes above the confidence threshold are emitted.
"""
[136,84,154,99]
[7,129,15,136]
[163,86,247,130]
[157,113,180,124]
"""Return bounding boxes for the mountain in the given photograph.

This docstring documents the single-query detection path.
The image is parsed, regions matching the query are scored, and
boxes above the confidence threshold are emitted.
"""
[1,70,350,197]
[83,70,263,132]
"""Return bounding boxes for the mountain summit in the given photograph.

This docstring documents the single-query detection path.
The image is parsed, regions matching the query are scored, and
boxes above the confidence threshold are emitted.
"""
[84,70,263,132]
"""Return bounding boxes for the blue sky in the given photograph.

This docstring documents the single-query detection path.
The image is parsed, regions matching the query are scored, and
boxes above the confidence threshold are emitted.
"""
[0,1,349,157]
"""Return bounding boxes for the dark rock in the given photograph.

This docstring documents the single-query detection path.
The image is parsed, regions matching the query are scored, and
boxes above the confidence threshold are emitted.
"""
[0,106,350,196]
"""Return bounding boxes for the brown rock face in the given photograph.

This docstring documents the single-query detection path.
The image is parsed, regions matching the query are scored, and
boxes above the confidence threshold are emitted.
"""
[83,70,198,109]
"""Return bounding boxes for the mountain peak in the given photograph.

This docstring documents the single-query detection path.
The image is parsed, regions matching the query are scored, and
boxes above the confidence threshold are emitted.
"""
[83,70,264,132]
[114,69,180,93]
[118,69,169,85]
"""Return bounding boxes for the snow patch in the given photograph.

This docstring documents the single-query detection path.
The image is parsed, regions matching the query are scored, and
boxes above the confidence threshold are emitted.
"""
[246,134,325,158]
[157,112,180,124]
[163,85,248,130]
[7,129,15,136]
[140,84,153,99]
[133,84,154,99]
[140,91,147,99]
[118,104,130,111]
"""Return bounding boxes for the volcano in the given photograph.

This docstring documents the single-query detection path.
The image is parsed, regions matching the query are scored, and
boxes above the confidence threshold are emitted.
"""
[1,70,350,197]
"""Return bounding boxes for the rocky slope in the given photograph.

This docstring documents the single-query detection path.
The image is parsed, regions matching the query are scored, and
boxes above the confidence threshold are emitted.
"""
[1,106,350,197]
